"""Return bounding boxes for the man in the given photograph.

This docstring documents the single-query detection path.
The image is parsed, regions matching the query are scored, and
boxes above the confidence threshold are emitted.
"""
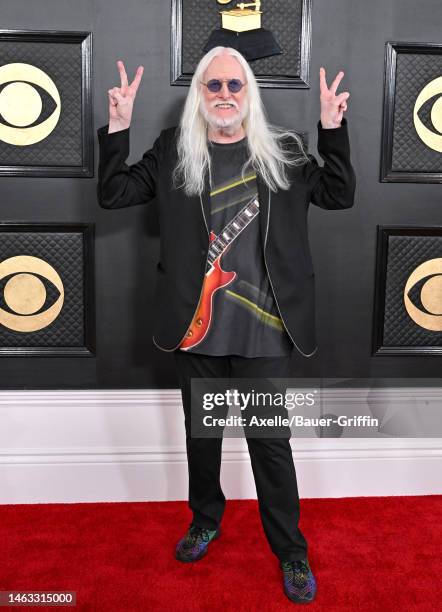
[97,46,355,605]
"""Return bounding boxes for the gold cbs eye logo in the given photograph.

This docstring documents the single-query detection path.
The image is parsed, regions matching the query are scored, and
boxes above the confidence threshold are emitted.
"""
[403,258,442,331]
[413,76,442,152]
[0,62,61,146]
[0,256,64,333]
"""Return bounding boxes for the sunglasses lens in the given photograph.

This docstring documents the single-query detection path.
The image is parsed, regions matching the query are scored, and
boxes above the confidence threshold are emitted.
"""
[205,79,244,93]
[228,79,243,93]
[207,79,222,92]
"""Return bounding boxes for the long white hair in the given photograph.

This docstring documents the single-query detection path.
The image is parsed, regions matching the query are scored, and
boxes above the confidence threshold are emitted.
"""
[172,46,310,197]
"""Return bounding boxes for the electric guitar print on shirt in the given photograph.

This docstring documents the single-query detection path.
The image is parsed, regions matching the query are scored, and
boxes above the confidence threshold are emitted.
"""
[179,196,260,350]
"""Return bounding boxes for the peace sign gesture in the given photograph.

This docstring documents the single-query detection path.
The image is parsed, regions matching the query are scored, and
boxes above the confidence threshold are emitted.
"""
[319,67,350,129]
[108,60,144,133]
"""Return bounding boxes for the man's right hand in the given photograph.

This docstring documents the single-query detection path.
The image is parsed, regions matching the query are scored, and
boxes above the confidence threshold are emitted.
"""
[108,60,144,133]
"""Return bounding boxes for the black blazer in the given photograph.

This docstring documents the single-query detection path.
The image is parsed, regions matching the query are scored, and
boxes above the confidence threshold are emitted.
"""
[96,118,356,357]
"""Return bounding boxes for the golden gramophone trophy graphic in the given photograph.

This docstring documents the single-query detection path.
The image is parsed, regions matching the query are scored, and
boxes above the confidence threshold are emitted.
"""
[219,0,263,32]
[204,0,282,61]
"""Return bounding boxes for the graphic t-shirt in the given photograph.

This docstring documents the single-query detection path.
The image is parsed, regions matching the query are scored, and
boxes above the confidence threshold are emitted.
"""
[180,136,293,357]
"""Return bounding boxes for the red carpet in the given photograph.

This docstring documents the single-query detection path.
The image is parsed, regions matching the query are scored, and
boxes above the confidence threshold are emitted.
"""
[0,495,441,611]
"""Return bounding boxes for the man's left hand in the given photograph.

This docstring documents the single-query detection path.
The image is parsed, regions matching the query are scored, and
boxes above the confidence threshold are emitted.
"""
[319,67,350,129]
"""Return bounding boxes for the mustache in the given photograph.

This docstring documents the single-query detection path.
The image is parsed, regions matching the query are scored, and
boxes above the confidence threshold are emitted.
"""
[208,100,240,110]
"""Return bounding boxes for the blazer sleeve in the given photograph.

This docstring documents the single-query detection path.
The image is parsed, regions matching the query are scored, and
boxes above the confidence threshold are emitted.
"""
[303,117,356,210]
[96,124,163,209]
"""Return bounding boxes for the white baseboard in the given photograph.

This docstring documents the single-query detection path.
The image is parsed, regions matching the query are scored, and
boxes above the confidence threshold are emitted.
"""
[0,390,441,504]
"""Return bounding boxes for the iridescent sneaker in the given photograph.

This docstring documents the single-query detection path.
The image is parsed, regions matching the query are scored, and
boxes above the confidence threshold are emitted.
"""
[175,524,221,562]
[281,558,317,604]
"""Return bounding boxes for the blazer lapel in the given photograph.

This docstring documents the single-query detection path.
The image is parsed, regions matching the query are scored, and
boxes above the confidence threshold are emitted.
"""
[256,174,270,250]
[200,169,211,238]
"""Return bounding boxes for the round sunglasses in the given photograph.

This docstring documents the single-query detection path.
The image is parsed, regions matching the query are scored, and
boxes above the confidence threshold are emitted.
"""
[200,78,247,93]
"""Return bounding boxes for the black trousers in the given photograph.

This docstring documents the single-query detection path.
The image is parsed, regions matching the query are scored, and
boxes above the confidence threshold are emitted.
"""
[174,349,308,563]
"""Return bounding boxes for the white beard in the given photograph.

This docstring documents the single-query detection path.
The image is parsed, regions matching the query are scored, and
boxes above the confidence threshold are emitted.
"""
[200,98,249,136]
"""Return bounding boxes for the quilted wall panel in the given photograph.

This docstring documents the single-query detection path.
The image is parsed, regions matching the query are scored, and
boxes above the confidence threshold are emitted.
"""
[392,52,442,172]
[0,231,85,347]
[181,0,303,77]
[382,234,442,347]
[0,40,82,166]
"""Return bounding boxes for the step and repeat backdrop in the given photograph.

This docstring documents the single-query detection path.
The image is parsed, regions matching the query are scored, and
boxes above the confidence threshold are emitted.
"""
[1,1,441,387]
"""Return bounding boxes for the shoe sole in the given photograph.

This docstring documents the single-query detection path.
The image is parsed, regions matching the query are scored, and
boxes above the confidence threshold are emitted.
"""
[175,527,221,563]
